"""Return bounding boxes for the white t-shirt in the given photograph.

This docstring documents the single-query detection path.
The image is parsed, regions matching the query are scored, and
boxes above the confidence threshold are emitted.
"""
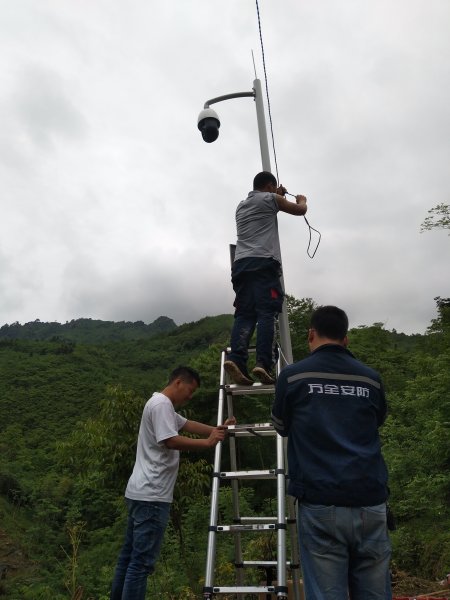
[125,392,187,502]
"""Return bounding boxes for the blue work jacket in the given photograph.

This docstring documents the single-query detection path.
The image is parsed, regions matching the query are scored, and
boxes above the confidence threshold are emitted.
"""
[271,344,389,506]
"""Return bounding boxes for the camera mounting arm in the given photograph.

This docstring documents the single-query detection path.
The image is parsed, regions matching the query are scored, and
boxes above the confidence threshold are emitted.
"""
[203,90,255,109]
[198,79,272,174]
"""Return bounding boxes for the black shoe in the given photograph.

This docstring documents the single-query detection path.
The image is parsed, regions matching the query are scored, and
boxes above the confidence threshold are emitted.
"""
[252,364,275,384]
[224,360,253,385]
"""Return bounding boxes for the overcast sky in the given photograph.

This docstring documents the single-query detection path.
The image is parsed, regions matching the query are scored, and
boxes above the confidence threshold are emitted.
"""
[1,1,449,335]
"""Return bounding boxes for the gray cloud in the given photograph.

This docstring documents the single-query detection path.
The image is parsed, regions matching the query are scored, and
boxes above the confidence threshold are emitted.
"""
[0,0,448,335]
[13,65,87,149]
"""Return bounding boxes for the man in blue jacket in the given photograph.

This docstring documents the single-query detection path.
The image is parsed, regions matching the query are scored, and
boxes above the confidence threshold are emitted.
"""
[271,305,391,600]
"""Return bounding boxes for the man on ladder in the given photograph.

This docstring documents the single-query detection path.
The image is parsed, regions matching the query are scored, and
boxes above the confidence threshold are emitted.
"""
[224,171,307,386]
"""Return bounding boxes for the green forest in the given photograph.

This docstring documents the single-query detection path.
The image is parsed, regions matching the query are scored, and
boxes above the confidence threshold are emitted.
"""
[0,296,449,599]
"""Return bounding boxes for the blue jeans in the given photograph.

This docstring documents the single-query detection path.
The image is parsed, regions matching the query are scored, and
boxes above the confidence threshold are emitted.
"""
[228,267,283,372]
[110,499,171,600]
[298,503,392,600]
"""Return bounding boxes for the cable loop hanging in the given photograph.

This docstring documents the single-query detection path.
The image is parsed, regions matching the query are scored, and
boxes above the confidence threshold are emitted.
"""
[303,216,322,259]
[286,193,322,258]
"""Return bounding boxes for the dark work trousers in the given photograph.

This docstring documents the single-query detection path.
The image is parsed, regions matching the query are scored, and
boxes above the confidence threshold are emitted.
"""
[228,267,283,375]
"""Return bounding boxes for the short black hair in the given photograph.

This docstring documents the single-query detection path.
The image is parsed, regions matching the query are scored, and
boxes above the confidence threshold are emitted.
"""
[168,366,201,387]
[310,306,349,340]
[253,171,277,190]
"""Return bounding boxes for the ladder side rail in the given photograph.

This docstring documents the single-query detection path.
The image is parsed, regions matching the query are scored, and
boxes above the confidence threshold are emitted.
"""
[284,433,302,600]
[274,348,289,600]
[203,351,228,597]
[287,493,302,600]
[226,385,245,586]
[226,244,245,592]
[276,431,288,599]
[277,349,302,600]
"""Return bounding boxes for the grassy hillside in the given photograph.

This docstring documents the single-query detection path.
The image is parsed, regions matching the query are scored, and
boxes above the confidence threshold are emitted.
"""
[0,301,448,599]
[0,314,232,424]
[0,315,177,343]
[0,315,233,513]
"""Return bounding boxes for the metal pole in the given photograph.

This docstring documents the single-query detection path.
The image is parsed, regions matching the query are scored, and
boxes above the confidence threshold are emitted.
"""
[202,80,294,360]
[253,79,293,366]
[253,79,271,172]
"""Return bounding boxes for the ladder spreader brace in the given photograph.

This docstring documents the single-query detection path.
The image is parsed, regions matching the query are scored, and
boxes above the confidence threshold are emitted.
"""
[202,348,302,600]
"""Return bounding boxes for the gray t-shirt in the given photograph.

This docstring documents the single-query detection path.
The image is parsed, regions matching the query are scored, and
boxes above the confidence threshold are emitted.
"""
[125,392,187,503]
[233,190,281,264]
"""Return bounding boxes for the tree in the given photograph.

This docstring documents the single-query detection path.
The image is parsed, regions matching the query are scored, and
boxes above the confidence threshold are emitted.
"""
[382,350,450,578]
[286,296,317,361]
[427,297,450,335]
[420,203,450,234]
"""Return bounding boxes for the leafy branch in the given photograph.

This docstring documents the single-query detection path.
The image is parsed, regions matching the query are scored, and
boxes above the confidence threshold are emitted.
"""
[420,203,450,234]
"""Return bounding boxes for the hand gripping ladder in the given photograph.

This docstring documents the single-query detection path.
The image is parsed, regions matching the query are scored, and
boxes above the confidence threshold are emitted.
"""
[202,348,302,600]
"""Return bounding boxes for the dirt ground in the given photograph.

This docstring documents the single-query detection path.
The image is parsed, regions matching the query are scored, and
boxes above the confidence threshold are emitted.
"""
[392,566,449,598]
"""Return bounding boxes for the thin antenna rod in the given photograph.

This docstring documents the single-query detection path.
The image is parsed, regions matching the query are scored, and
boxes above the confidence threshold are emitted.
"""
[251,49,257,79]
[255,0,280,184]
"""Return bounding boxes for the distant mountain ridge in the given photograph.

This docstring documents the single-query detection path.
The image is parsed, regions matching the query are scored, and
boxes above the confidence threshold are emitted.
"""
[0,315,177,343]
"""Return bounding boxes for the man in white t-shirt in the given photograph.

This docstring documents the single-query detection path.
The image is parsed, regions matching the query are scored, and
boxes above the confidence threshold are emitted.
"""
[110,366,234,600]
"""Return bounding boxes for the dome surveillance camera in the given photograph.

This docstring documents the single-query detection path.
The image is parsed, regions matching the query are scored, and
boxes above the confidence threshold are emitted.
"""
[197,108,220,143]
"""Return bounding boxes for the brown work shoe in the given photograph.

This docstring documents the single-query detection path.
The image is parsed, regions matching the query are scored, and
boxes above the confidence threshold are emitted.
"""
[252,364,275,384]
[224,361,253,385]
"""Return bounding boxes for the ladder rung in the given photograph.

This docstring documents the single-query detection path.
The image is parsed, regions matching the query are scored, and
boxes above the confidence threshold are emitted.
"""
[236,516,277,524]
[211,586,275,594]
[229,422,274,430]
[225,382,275,395]
[226,346,259,354]
[227,423,276,437]
[220,469,276,480]
[216,523,277,532]
[241,560,291,568]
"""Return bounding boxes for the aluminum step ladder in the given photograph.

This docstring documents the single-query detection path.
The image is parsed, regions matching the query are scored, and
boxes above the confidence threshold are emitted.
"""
[202,348,302,600]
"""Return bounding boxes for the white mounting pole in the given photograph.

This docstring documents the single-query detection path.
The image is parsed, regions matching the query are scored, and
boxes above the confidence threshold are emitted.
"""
[202,78,294,366]
[253,78,293,366]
